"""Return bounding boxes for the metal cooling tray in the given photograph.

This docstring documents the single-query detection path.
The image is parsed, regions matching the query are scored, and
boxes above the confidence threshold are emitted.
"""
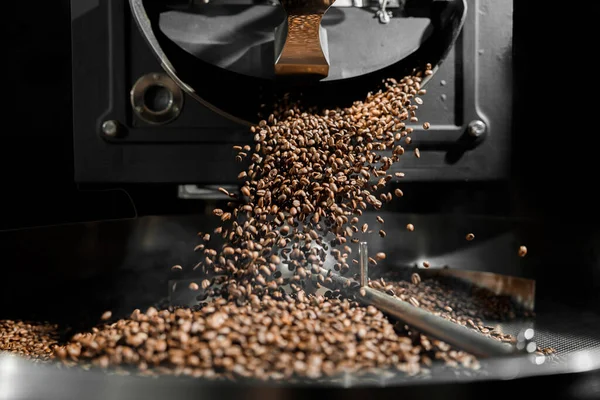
[1,213,600,397]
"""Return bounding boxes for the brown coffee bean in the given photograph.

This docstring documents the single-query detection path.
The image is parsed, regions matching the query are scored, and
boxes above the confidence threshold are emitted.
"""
[376,252,386,260]
[171,265,183,272]
[466,233,475,241]
[406,224,415,232]
[394,189,404,198]
[518,246,528,257]
[411,273,421,285]
[414,148,421,158]
[101,311,112,321]
[422,261,430,269]
[422,122,430,130]
[189,282,199,291]
[379,230,386,238]
[409,297,420,307]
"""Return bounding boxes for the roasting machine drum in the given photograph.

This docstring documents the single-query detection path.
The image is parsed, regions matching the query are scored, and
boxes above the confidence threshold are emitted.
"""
[129,0,467,124]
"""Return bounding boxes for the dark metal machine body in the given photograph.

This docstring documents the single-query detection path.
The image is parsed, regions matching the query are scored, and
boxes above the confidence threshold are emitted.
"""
[71,0,512,184]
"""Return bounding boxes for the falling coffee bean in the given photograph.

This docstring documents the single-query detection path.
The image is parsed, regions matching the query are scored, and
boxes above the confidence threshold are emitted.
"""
[518,246,528,257]
[101,311,112,321]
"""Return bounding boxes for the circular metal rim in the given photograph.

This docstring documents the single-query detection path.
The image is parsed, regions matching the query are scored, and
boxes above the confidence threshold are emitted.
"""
[130,73,184,125]
[128,0,466,126]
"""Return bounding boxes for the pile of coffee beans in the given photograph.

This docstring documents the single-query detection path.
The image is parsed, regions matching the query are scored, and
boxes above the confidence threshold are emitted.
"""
[0,320,59,361]
[53,295,478,379]
[371,272,555,355]
[371,273,522,341]
[1,64,544,379]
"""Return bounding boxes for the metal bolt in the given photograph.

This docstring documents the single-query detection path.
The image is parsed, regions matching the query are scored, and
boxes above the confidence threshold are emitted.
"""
[468,120,486,137]
[102,120,119,137]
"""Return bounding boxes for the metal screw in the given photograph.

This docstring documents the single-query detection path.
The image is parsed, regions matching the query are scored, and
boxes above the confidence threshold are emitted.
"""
[468,120,486,137]
[102,120,119,137]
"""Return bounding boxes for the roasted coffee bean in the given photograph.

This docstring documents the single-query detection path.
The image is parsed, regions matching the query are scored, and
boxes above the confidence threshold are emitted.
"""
[49,288,483,379]
[189,282,200,291]
[171,265,183,272]
[0,320,59,361]
[411,273,421,285]
[101,311,112,321]
[406,224,415,232]
[518,246,528,257]
[409,297,420,307]
[422,261,430,269]
[376,252,386,261]
[466,233,475,241]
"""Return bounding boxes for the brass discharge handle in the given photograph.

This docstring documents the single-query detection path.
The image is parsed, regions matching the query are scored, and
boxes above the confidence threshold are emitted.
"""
[274,0,336,77]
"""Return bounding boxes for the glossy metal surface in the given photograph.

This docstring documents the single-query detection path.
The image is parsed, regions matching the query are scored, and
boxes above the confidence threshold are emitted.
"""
[128,0,467,124]
[130,72,184,125]
[274,0,335,76]
[318,266,517,358]
[1,348,600,398]
[1,213,600,394]
[0,212,542,324]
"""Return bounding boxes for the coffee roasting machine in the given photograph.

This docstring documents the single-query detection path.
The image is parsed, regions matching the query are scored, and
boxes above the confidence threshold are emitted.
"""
[2,0,600,399]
